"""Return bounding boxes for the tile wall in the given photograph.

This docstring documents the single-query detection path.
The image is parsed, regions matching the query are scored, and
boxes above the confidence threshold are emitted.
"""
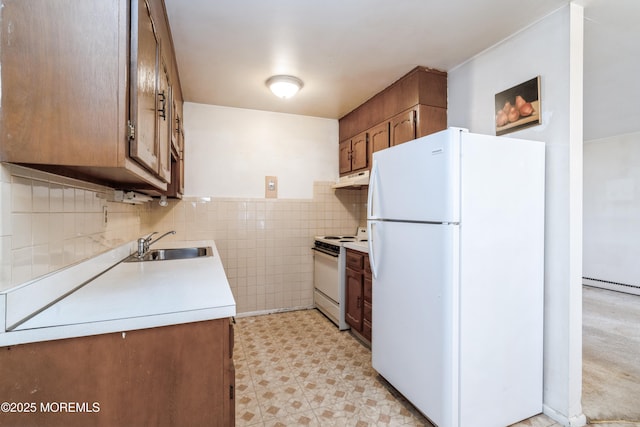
[0,165,367,315]
[143,182,367,314]
[0,164,144,291]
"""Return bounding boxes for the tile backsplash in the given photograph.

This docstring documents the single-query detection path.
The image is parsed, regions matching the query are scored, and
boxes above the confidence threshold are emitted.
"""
[1,164,367,315]
[142,182,366,314]
[0,164,144,290]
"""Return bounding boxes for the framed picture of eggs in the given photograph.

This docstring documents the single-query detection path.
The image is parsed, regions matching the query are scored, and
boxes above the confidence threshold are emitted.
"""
[495,76,541,136]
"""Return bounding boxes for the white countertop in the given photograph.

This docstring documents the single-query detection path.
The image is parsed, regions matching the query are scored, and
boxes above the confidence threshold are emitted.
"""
[344,241,369,253]
[0,240,236,346]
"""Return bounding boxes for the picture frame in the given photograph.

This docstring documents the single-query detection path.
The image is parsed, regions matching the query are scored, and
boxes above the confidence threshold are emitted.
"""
[495,76,541,136]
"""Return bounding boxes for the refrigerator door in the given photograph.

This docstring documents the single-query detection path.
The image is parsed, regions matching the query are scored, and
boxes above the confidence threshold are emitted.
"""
[370,219,459,427]
[368,128,461,223]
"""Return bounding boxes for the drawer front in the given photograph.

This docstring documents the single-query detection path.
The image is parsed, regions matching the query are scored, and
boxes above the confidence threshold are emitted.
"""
[346,249,364,270]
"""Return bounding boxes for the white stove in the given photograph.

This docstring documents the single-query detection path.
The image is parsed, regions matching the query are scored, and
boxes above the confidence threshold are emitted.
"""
[312,227,367,329]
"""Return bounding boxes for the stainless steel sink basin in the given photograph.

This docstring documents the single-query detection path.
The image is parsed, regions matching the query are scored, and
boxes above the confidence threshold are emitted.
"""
[126,246,213,262]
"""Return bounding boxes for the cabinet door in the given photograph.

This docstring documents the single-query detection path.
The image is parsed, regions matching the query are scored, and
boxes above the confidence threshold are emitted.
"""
[224,320,236,426]
[339,140,352,174]
[351,131,368,171]
[157,55,172,183]
[179,134,185,195]
[390,108,416,146]
[363,254,372,341]
[171,99,182,154]
[416,104,447,138]
[345,268,363,331]
[369,122,390,157]
[130,0,160,174]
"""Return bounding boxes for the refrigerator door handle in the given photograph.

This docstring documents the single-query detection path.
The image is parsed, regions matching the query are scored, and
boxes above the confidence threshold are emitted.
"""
[367,160,378,219]
[368,221,379,279]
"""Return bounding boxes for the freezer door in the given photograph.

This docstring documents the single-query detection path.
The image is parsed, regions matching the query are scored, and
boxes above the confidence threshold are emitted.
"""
[370,220,459,427]
[367,128,461,223]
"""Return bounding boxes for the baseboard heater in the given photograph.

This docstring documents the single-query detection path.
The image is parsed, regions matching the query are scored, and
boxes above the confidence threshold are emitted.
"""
[583,277,640,296]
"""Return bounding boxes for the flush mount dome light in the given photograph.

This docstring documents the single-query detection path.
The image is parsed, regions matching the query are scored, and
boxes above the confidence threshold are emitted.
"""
[266,75,303,99]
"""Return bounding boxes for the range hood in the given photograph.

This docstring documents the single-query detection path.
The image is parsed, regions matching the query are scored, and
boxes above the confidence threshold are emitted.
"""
[332,170,370,189]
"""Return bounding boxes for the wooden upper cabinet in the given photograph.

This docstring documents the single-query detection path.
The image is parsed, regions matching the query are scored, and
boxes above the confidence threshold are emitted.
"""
[416,104,448,139]
[339,131,368,175]
[390,108,417,146]
[157,56,172,183]
[130,0,161,177]
[338,66,447,166]
[339,140,352,175]
[369,122,390,157]
[0,0,183,192]
[351,131,368,171]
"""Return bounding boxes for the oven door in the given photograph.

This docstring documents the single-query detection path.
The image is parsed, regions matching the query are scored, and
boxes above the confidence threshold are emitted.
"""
[312,248,340,302]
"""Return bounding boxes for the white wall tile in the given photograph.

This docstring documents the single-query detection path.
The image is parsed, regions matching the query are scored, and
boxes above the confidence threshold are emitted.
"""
[63,186,75,213]
[1,167,143,287]
[0,182,12,237]
[0,236,12,289]
[11,213,32,249]
[49,184,64,212]
[32,244,50,278]
[32,180,50,212]
[11,247,32,286]
[32,213,50,246]
[144,184,365,314]
[11,176,32,212]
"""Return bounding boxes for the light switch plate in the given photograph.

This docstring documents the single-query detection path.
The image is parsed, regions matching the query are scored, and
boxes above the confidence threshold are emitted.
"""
[265,176,278,199]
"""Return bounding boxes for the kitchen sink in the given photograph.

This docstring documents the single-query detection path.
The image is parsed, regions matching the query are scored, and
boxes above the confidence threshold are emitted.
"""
[125,246,213,262]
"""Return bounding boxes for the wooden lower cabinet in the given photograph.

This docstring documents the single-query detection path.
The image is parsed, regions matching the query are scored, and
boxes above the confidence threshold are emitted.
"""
[0,318,235,427]
[363,257,372,341]
[345,249,372,342]
[345,266,364,330]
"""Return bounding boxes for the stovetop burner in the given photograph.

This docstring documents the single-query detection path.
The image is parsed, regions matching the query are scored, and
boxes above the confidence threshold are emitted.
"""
[315,228,367,246]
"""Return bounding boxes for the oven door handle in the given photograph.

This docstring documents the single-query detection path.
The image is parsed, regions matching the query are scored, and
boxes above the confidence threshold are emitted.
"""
[311,247,339,258]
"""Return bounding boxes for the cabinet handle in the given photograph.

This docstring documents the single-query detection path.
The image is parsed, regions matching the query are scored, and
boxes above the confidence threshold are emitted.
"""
[357,296,361,308]
[158,91,167,120]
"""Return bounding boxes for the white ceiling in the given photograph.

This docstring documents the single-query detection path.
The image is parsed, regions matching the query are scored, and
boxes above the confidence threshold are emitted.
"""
[164,0,640,141]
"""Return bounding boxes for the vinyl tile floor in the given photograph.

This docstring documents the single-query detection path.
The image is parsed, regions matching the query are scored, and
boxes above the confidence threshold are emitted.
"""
[233,309,562,427]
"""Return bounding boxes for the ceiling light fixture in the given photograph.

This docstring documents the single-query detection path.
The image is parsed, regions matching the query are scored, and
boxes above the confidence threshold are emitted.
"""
[266,75,303,99]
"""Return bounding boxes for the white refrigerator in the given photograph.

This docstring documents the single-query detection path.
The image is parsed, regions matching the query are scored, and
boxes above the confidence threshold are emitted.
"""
[367,127,545,427]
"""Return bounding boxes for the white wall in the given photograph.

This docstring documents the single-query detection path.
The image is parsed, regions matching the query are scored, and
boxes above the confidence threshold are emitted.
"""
[584,131,640,290]
[183,103,339,199]
[448,5,586,426]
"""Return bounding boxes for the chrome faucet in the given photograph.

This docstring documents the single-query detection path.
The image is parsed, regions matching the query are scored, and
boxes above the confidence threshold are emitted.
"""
[137,230,176,257]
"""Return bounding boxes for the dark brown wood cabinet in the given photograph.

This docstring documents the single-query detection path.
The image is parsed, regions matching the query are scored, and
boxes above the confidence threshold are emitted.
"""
[363,254,372,341]
[165,83,185,198]
[368,122,390,160]
[345,249,372,342]
[339,130,368,175]
[338,66,447,172]
[345,265,363,330]
[0,318,235,427]
[390,108,417,146]
[0,0,183,193]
